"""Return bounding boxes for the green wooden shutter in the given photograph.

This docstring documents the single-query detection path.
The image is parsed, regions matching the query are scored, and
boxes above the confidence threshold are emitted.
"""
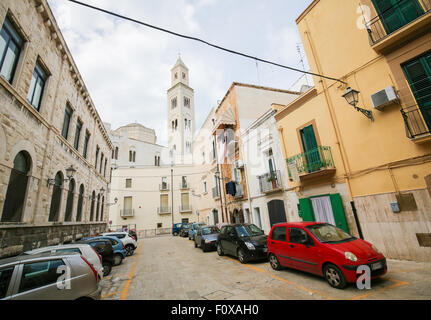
[298,198,315,222]
[329,194,349,233]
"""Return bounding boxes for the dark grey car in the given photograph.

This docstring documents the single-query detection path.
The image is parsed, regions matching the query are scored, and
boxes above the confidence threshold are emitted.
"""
[0,252,101,300]
[194,225,220,252]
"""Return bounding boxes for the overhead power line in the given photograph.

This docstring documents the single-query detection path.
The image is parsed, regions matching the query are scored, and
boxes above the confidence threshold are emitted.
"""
[66,0,347,85]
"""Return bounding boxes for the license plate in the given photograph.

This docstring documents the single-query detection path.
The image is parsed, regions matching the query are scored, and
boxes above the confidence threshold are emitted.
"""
[371,262,383,270]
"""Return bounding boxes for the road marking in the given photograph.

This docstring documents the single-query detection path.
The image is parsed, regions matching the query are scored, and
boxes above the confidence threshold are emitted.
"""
[120,241,144,300]
[225,256,336,300]
[101,290,121,299]
[350,277,409,300]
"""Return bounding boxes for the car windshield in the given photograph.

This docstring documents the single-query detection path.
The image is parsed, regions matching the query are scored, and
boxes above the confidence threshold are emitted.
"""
[306,224,354,243]
[236,224,264,237]
[201,227,219,235]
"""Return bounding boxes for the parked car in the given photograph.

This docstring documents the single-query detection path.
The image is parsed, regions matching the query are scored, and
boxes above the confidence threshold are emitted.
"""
[217,224,268,264]
[77,238,115,276]
[84,236,126,266]
[100,232,138,256]
[179,224,192,237]
[267,222,387,289]
[23,243,103,279]
[194,225,220,252]
[0,252,101,300]
[172,223,184,236]
[188,222,205,240]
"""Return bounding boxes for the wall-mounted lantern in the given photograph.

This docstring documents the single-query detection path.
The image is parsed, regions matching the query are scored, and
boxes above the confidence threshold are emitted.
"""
[47,165,76,186]
[342,87,374,122]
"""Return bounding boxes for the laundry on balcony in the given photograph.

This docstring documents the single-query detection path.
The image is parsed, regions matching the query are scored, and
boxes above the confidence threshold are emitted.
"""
[225,181,236,196]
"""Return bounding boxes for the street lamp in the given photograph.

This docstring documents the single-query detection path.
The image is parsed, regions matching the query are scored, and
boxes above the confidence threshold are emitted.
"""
[47,165,76,186]
[342,87,374,122]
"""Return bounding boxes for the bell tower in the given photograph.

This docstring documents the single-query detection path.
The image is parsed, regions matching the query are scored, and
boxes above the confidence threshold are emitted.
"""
[167,56,195,164]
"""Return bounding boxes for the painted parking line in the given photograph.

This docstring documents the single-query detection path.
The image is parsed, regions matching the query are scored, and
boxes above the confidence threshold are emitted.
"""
[101,290,121,299]
[350,278,409,300]
[225,256,336,300]
[120,241,144,300]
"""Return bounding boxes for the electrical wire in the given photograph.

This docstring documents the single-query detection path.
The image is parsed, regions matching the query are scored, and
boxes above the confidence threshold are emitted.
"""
[66,0,347,85]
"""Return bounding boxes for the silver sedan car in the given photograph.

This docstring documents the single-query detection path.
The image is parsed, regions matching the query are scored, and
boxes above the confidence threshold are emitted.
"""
[0,252,101,300]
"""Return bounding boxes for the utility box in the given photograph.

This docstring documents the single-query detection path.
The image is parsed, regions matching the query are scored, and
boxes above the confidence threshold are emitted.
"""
[371,86,399,111]
[390,202,400,213]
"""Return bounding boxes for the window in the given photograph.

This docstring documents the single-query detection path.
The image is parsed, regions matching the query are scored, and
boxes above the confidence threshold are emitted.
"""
[83,131,90,159]
[74,119,82,150]
[125,179,132,188]
[19,259,65,293]
[55,248,81,255]
[0,17,23,83]
[157,223,162,228]
[271,227,287,242]
[129,150,136,163]
[253,207,262,229]
[95,146,100,168]
[0,266,14,299]
[96,194,100,221]
[185,118,188,129]
[114,146,119,160]
[104,159,107,177]
[48,172,63,222]
[61,104,73,139]
[182,72,186,79]
[99,153,104,174]
[288,228,309,244]
[171,97,177,109]
[1,151,31,222]
[160,194,169,211]
[76,184,84,222]
[203,181,207,193]
[64,179,75,222]
[182,176,188,189]
[101,196,104,221]
[184,97,190,108]
[90,191,96,221]
[27,61,47,111]
[161,177,168,190]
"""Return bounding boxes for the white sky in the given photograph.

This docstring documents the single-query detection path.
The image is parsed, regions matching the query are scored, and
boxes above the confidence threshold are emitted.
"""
[48,0,313,146]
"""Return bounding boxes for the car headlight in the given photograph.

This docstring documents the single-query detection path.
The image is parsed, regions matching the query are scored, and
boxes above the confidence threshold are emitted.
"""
[372,244,381,254]
[244,242,255,250]
[345,252,358,262]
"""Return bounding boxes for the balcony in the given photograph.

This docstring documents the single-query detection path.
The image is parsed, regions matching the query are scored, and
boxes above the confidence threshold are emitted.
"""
[286,146,336,182]
[212,186,220,199]
[159,183,170,191]
[258,170,283,194]
[120,209,134,218]
[401,104,431,142]
[366,0,431,52]
[180,204,192,213]
[157,206,171,215]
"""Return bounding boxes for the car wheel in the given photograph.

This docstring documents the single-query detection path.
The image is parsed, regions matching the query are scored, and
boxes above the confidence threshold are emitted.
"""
[269,253,282,270]
[202,242,208,252]
[102,262,112,276]
[114,254,123,266]
[324,264,347,289]
[125,244,134,256]
[173,232,178,236]
[217,243,224,256]
[194,241,198,248]
[237,248,248,264]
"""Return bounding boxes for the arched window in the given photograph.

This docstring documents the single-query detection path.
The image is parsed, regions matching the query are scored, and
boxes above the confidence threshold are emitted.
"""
[90,191,96,221]
[100,196,105,221]
[1,151,31,222]
[96,193,100,221]
[64,178,75,222]
[48,172,63,222]
[76,184,84,222]
[115,146,119,160]
[133,151,136,163]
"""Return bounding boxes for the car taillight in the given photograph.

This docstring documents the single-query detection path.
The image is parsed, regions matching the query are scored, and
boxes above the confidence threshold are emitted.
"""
[81,256,99,283]
[91,246,102,263]
[123,243,126,250]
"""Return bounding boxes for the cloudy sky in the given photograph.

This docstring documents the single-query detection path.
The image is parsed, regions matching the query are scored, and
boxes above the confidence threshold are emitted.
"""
[48,0,313,146]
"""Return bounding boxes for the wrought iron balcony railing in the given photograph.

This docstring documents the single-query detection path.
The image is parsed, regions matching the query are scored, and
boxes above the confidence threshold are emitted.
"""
[120,209,134,217]
[212,186,220,199]
[401,104,431,139]
[258,170,282,193]
[286,146,335,178]
[157,206,171,214]
[366,0,431,45]
[159,183,169,191]
[180,204,192,212]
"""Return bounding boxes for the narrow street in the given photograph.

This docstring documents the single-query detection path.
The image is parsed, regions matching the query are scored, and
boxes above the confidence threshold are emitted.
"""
[100,236,431,300]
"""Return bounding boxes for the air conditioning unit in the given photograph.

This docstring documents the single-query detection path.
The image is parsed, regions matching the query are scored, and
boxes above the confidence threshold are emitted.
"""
[370,86,399,111]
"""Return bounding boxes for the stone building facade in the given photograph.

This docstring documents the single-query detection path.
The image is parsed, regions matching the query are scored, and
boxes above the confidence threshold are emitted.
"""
[0,0,112,258]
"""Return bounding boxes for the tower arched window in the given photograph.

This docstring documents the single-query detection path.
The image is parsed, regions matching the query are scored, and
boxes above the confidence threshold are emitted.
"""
[115,146,119,160]
[1,151,31,222]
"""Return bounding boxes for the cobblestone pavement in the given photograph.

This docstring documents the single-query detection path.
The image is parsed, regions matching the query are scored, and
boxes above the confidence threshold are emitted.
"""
[100,235,431,300]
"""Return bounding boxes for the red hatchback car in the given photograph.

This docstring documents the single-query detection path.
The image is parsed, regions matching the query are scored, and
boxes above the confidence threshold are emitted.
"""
[267,222,387,289]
